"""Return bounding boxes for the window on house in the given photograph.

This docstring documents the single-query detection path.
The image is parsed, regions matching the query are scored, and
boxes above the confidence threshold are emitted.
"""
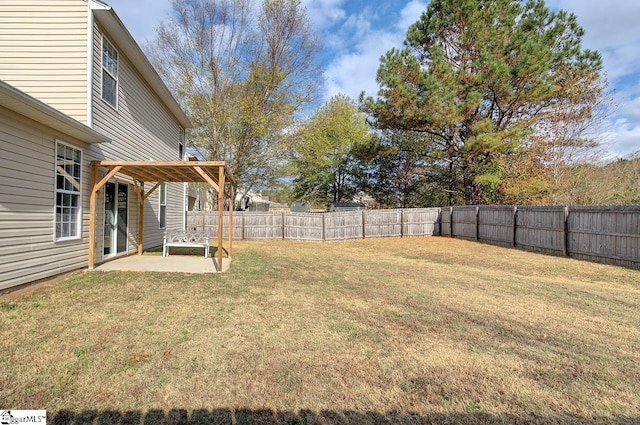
[55,141,82,241]
[159,183,166,229]
[101,36,118,108]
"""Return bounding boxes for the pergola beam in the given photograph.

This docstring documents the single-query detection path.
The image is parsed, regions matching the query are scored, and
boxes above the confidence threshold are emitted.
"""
[124,167,160,182]
[141,181,163,201]
[193,166,220,193]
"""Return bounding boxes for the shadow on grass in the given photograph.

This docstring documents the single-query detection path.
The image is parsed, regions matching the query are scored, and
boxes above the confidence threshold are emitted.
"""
[49,408,638,425]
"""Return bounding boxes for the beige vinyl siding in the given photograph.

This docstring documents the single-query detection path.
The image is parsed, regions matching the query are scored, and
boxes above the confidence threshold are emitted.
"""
[137,183,184,250]
[154,181,185,230]
[0,0,89,124]
[0,106,93,290]
[90,23,185,252]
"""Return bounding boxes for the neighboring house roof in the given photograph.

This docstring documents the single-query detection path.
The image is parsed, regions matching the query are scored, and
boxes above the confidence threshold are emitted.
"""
[91,1,192,129]
[329,202,366,211]
[330,202,366,208]
[0,80,110,144]
[291,200,311,212]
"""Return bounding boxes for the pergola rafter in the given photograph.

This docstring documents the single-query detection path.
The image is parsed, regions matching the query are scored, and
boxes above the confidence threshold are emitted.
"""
[89,161,234,272]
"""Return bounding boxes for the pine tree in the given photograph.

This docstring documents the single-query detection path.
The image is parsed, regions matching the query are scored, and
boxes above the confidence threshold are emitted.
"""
[362,0,603,204]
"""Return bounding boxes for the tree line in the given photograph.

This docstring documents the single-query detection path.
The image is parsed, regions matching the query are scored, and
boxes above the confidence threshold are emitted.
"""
[147,0,634,209]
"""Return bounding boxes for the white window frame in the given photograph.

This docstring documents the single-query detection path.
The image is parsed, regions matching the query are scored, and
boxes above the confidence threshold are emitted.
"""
[54,141,83,242]
[159,183,167,229]
[101,35,118,110]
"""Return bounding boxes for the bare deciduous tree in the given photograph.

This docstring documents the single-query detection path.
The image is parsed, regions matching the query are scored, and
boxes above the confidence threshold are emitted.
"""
[531,71,614,205]
[146,0,322,202]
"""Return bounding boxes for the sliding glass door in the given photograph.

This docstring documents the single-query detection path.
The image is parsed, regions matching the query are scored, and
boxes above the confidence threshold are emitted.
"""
[103,182,128,257]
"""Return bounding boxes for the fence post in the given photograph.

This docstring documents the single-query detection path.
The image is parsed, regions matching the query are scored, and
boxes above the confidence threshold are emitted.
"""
[400,209,405,238]
[449,206,454,238]
[562,206,569,256]
[512,206,518,247]
[475,206,480,241]
[322,213,326,242]
[282,211,285,240]
[362,210,366,239]
[241,211,245,240]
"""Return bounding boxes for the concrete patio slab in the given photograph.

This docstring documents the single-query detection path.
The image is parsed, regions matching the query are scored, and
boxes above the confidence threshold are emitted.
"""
[94,254,231,273]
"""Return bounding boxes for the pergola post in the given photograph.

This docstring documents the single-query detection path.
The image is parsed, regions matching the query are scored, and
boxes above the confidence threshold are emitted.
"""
[228,183,233,258]
[217,166,225,272]
[88,165,98,269]
[137,181,144,255]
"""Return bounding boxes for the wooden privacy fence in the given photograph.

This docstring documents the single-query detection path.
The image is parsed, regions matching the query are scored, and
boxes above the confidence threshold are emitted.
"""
[187,209,441,242]
[440,205,640,267]
[187,205,639,267]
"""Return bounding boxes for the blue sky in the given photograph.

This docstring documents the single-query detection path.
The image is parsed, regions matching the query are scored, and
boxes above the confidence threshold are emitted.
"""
[107,0,640,158]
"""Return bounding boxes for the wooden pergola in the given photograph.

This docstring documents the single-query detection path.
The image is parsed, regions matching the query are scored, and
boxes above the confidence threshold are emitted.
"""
[88,161,234,272]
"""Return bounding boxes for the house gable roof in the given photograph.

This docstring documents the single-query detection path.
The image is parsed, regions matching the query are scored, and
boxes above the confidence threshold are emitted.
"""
[91,1,192,129]
[0,80,110,144]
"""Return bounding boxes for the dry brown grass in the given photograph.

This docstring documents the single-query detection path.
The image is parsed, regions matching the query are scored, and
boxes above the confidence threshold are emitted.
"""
[1,237,639,424]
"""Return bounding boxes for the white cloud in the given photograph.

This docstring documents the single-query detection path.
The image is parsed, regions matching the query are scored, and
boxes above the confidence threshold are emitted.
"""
[323,30,400,101]
[396,0,427,32]
[617,84,640,119]
[602,121,640,159]
[549,1,640,50]
[324,30,400,101]
[302,0,346,30]
[603,91,640,157]
[321,0,426,102]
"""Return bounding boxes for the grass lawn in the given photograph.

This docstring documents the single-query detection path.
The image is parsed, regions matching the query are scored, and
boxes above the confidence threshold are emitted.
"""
[1,237,639,424]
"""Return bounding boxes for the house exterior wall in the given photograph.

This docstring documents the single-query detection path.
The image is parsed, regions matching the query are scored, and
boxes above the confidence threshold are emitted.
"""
[0,0,89,124]
[90,21,185,254]
[0,105,92,290]
[0,1,191,289]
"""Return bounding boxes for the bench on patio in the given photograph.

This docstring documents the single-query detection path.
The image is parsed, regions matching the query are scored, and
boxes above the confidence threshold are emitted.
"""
[163,229,210,258]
